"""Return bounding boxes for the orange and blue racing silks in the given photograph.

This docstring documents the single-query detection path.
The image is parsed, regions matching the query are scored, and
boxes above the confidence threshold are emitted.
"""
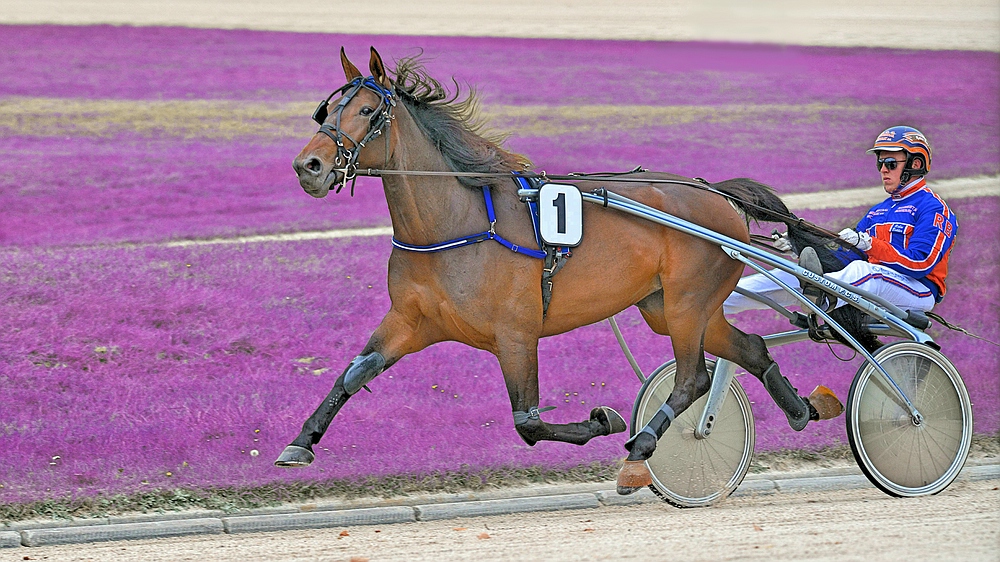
[832,178,958,302]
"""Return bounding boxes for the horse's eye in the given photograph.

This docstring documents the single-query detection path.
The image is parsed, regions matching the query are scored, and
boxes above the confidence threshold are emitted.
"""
[360,106,374,116]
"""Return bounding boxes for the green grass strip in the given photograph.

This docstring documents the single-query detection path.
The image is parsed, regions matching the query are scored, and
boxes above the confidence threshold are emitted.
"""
[3,434,997,525]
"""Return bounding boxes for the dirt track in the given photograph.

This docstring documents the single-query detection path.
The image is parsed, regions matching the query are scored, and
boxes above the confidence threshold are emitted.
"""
[14,479,999,561]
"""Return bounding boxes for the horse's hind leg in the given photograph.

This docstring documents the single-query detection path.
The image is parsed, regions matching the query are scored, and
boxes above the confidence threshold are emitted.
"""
[275,310,431,467]
[615,305,713,494]
[622,311,712,463]
[497,337,627,446]
[704,310,843,429]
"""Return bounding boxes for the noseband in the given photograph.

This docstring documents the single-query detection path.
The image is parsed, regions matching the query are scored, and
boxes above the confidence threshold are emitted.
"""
[312,76,396,193]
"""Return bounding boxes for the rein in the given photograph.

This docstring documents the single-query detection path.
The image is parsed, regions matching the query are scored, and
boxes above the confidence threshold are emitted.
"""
[310,74,848,250]
[356,167,853,245]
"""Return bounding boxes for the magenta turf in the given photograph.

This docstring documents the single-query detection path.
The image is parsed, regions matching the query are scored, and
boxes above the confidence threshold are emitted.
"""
[0,25,997,246]
[0,25,997,503]
[1,199,996,503]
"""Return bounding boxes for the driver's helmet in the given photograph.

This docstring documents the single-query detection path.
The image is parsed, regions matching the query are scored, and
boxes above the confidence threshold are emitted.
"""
[866,126,931,175]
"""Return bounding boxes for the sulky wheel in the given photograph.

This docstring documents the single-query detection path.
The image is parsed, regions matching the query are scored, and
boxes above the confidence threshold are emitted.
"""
[630,360,755,508]
[846,341,973,497]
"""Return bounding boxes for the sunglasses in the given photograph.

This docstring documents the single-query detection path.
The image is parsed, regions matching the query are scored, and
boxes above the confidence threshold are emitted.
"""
[876,157,904,171]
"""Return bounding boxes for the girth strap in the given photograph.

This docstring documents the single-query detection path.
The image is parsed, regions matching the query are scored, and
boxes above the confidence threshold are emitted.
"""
[542,246,569,314]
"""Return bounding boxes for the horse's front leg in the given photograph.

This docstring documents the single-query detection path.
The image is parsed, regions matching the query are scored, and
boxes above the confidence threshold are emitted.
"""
[498,336,627,447]
[274,310,429,467]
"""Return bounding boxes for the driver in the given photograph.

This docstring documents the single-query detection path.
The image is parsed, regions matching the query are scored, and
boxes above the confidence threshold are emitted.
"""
[724,126,958,316]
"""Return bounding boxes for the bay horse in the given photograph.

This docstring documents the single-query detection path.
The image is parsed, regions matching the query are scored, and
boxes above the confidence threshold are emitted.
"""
[278,47,842,493]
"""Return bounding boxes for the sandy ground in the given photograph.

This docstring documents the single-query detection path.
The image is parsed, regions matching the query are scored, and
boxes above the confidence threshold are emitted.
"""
[2,0,998,51]
[14,479,999,561]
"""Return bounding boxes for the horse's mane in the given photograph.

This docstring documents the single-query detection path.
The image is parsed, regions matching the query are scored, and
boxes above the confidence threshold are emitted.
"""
[391,55,532,188]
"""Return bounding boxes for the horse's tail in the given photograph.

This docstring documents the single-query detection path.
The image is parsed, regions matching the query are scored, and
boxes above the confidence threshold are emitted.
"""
[710,177,794,225]
[711,177,850,273]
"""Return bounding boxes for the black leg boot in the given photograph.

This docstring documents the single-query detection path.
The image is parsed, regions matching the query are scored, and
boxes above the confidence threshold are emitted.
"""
[623,403,675,460]
[617,403,675,495]
[761,363,812,431]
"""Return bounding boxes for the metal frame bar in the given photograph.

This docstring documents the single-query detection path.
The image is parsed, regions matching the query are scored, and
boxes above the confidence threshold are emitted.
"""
[586,189,931,345]
[696,359,738,438]
[608,316,646,383]
[730,250,922,422]
[519,186,930,423]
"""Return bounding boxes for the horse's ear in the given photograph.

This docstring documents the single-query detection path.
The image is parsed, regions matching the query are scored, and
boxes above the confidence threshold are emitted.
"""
[369,47,392,89]
[341,47,363,81]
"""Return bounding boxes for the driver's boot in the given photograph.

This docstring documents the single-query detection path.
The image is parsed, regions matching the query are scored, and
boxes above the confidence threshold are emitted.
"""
[798,247,834,310]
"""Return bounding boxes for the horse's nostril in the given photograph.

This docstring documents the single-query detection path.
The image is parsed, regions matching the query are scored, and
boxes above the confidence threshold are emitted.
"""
[304,157,323,174]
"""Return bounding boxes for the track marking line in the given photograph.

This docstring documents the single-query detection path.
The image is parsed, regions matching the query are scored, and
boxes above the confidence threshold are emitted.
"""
[4,175,995,252]
[158,175,999,248]
[783,175,999,210]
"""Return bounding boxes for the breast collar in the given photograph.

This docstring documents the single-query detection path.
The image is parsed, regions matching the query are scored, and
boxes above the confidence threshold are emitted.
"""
[390,183,547,259]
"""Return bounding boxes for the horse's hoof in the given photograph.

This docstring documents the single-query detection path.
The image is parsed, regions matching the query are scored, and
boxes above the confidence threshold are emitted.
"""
[274,445,315,467]
[617,485,642,495]
[616,460,652,495]
[808,385,844,420]
[590,406,627,435]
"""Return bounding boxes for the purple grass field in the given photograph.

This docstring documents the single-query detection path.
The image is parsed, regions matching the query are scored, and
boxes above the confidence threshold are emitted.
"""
[2,26,998,247]
[0,25,998,504]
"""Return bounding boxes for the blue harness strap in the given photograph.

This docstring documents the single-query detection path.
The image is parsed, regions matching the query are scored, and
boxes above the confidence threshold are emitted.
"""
[391,185,547,259]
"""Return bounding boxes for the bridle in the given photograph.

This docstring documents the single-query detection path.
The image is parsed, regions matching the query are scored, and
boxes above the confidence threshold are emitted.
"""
[312,76,396,194]
[304,83,858,256]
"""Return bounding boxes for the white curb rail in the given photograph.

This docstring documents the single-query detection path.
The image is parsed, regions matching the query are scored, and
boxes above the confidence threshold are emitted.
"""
[19,518,224,547]
[221,506,415,534]
[0,531,21,548]
[2,463,997,548]
[414,493,600,521]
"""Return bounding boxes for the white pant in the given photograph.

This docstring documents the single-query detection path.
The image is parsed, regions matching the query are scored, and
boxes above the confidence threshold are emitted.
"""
[723,261,936,315]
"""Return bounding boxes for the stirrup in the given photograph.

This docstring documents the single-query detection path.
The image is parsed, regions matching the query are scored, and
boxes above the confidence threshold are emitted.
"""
[806,313,827,343]
[798,247,836,311]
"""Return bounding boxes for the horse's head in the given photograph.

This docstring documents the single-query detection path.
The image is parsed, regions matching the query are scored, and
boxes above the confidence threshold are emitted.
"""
[292,47,396,198]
